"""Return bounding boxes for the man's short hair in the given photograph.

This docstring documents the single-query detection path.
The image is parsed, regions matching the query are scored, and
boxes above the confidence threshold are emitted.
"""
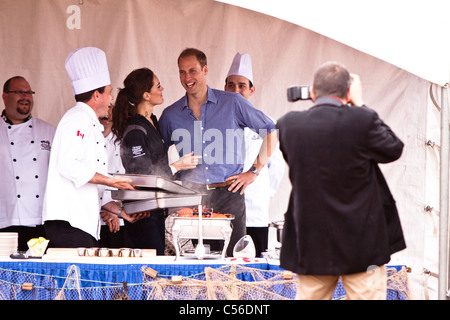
[3,76,26,93]
[225,77,254,89]
[75,86,105,102]
[178,48,207,68]
[313,62,351,99]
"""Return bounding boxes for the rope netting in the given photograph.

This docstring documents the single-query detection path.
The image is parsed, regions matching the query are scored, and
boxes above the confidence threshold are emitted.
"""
[0,264,408,300]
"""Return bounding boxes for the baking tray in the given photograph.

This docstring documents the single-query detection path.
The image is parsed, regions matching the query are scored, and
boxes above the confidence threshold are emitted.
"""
[111,190,180,201]
[112,174,197,194]
[122,194,203,214]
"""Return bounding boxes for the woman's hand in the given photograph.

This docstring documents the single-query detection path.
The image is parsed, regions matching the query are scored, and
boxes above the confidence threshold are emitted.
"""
[170,151,201,172]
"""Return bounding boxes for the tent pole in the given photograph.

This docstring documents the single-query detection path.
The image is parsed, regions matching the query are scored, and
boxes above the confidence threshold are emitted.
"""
[439,84,450,300]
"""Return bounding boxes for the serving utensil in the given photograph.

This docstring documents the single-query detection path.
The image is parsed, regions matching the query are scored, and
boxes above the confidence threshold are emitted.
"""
[194,204,206,259]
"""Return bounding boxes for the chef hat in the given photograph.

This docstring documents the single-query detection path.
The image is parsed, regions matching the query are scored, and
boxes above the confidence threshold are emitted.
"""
[65,47,111,95]
[226,52,253,84]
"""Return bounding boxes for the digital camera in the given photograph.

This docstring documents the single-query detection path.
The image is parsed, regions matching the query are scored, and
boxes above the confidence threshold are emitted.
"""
[287,86,311,101]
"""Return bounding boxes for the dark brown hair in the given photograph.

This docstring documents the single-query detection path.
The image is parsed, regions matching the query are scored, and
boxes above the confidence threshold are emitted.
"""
[75,86,105,102]
[178,48,207,68]
[3,76,26,92]
[111,68,155,141]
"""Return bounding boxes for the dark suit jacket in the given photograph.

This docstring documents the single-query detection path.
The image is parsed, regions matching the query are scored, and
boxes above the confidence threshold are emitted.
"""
[277,97,406,275]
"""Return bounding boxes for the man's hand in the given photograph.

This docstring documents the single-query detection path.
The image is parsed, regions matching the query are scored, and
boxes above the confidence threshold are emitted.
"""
[119,209,151,223]
[226,170,258,195]
[90,173,135,190]
[348,73,364,106]
[100,210,120,233]
[108,176,135,190]
[170,151,202,172]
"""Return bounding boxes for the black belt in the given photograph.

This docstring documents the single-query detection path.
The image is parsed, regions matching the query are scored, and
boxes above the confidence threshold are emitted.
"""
[186,179,235,190]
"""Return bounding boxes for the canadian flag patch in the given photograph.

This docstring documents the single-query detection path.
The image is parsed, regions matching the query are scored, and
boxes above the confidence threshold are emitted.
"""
[77,130,84,139]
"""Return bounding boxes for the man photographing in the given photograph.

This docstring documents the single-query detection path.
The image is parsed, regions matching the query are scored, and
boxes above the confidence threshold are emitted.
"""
[277,61,406,299]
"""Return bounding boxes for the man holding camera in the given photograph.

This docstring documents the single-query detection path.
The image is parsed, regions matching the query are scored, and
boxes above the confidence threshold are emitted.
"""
[277,62,406,299]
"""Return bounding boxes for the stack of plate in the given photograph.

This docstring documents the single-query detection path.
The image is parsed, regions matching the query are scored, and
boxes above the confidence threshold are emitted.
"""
[0,233,18,256]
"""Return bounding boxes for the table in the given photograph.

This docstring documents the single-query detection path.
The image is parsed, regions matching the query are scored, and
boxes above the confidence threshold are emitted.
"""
[0,255,408,300]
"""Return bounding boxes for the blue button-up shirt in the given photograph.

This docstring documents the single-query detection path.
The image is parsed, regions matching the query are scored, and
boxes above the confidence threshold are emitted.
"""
[159,87,276,184]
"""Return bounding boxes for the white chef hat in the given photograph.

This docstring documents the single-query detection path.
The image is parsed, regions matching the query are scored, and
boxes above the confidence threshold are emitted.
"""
[226,52,253,84]
[65,47,111,95]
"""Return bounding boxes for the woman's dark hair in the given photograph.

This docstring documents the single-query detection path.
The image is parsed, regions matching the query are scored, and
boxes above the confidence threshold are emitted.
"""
[111,68,155,141]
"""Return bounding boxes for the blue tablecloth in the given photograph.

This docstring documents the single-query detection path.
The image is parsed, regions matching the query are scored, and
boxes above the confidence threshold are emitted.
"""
[0,260,266,284]
[0,259,408,300]
[0,259,273,300]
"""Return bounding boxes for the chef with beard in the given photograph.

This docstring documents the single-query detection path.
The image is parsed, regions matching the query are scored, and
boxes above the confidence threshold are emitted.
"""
[0,76,55,251]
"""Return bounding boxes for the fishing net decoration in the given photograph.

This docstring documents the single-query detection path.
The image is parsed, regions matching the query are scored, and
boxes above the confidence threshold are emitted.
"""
[0,264,408,300]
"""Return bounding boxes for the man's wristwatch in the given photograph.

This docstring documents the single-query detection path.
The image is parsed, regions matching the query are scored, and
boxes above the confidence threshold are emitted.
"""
[249,166,259,176]
[116,203,123,216]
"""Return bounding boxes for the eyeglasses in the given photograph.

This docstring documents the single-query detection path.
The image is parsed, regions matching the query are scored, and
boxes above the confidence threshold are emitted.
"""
[5,90,35,95]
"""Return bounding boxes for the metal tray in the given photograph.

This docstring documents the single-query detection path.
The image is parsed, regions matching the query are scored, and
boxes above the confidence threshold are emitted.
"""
[111,190,180,201]
[173,215,235,221]
[122,194,203,214]
[172,213,234,260]
[112,174,197,194]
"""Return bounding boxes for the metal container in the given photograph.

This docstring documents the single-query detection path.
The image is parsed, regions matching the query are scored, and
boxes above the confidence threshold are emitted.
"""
[111,190,162,201]
[121,194,203,214]
[269,221,284,243]
[110,174,203,214]
[112,174,197,194]
[172,214,234,260]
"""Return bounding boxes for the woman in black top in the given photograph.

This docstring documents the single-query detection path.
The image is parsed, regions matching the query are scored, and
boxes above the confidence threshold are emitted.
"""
[112,68,199,254]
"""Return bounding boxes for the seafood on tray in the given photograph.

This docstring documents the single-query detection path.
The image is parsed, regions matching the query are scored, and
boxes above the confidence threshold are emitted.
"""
[177,206,232,219]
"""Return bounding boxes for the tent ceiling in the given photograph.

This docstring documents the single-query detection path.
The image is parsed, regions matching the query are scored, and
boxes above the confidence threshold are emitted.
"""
[216,0,450,86]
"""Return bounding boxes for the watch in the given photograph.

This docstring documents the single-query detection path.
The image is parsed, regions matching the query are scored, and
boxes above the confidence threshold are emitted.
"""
[249,166,259,176]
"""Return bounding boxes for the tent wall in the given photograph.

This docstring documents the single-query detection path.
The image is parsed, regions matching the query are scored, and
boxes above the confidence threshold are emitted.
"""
[0,0,436,299]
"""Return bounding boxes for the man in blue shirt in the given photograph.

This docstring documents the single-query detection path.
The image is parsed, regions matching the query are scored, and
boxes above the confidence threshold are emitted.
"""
[159,48,277,257]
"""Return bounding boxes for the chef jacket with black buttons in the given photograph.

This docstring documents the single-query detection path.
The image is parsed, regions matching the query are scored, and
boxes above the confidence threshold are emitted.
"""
[43,102,108,240]
[0,116,55,229]
[100,130,125,227]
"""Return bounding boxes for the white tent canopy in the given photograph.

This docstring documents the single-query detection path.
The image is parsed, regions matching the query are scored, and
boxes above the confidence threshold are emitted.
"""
[217,0,450,86]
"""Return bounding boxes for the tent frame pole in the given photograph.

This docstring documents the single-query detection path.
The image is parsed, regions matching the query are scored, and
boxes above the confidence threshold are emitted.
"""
[439,84,450,300]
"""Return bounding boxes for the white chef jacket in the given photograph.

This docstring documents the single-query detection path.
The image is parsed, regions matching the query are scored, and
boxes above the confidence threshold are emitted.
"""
[100,131,125,226]
[243,126,285,227]
[0,117,55,228]
[43,102,107,240]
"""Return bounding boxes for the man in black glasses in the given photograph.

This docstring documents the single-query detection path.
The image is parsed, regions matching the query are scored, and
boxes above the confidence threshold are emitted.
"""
[0,76,55,251]
[2,77,35,124]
